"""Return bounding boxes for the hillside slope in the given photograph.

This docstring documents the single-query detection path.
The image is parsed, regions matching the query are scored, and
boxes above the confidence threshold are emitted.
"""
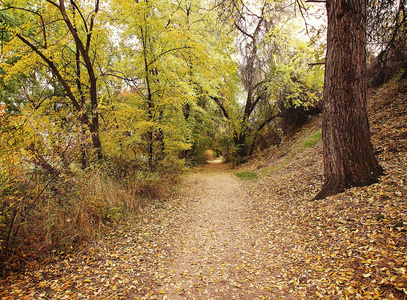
[239,77,407,298]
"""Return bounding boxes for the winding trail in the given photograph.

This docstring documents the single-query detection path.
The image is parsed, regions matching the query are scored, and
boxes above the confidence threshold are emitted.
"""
[0,161,282,299]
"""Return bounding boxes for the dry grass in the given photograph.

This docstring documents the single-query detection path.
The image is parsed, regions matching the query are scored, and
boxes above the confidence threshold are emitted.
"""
[0,157,183,277]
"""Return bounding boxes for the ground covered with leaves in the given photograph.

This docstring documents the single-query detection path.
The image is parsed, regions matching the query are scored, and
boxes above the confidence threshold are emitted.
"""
[239,79,407,299]
[0,80,406,299]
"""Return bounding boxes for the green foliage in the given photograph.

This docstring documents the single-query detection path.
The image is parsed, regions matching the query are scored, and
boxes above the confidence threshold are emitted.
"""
[222,8,324,161]
[236,171,258,180]
[105,0,238,167]
[262,20,324,110]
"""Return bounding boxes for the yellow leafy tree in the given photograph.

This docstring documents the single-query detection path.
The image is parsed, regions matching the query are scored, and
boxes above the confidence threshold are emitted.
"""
[105,0,239,168]
[0,0,114,164]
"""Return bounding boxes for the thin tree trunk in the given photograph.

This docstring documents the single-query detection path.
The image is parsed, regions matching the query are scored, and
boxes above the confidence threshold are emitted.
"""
[248,113,280,156]
[234,132,248,161]
[140,23,156,171]
[59,0,102,160]
[315,0,383,200]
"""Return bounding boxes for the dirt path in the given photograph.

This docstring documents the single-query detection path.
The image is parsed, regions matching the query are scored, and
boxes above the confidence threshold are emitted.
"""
[0,161,281,299]
[160,161,272,299]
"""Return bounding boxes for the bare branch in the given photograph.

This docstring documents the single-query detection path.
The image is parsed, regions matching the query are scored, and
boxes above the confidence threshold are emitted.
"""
[212,96,230,120]
[308,62,325,66]
[44,0,59,9]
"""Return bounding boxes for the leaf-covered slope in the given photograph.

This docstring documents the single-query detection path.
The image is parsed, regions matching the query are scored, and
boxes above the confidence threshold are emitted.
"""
[241,78,407,299]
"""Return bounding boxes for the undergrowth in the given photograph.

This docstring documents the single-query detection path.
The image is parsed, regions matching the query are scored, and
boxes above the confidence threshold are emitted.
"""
[235,76,407,299]
[0,156,183,277]
[237,126,322,178]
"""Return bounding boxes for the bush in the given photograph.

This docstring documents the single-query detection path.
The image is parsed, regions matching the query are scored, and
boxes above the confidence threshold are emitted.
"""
[0,152,184,277]
[204,150,214,161]
[279,99,322,133]
[367,48,407,88]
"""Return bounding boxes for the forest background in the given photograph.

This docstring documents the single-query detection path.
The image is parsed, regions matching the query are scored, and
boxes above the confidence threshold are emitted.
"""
[0,0,406,276]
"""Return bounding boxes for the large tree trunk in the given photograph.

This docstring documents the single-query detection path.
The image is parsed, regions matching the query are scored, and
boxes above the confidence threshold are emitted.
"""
[315,0,383,200]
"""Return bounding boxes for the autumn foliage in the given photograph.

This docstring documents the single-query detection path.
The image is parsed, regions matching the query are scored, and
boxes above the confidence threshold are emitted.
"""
[0,102,183,276]
[0,2,406,298]
[0,0,230,275]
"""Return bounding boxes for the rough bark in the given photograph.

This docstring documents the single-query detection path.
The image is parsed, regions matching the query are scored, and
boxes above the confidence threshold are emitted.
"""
[315,0,383,200]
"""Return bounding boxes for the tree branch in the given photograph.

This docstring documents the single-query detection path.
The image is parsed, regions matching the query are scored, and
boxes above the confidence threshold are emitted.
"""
[15,33,82,113]
[248,112,281,156]
[44,0,60,9]
[234,20,254,39]
[212,96,230,120]
[308,62,325,66]
[86,0,100,52]
[1,5,49,48]
[148,46,192,67]
[248,95,261,116]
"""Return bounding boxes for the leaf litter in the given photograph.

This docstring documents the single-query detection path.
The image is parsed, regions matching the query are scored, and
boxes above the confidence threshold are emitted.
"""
[0,81,406,299]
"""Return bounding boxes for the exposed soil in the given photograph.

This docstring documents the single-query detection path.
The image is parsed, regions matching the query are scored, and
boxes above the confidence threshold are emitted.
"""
[160,160,275,299]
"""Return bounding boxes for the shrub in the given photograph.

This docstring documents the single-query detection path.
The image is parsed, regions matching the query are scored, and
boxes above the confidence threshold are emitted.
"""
[0,152,184,277]
[204,150,214,161]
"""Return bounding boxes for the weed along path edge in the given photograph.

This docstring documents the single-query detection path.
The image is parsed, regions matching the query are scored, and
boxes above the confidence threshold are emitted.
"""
[5,143,406,299]
[1,82,406,300]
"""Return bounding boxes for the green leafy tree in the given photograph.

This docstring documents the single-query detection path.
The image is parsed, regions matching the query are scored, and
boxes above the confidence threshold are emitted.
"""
[214,0,323,162]
[108,0,239,167]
